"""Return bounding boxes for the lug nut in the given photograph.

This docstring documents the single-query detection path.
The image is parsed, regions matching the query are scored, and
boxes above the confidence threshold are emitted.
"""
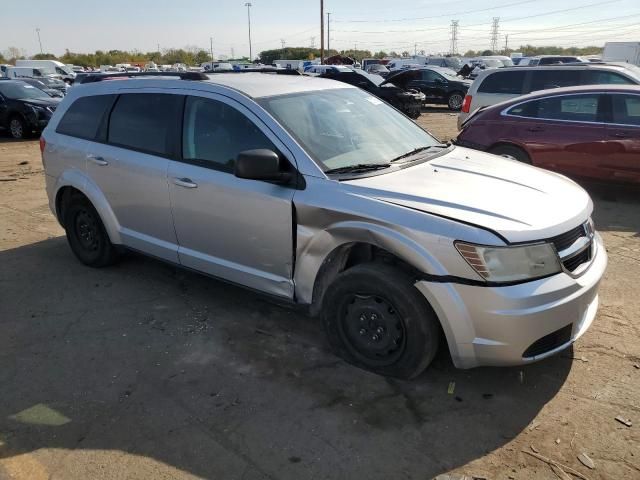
[371,314,378,320]
[359,328,366,335]
[372,335,379,341]
[376,326,384,334]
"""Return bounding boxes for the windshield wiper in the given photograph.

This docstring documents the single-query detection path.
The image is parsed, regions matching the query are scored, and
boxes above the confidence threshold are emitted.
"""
[390,144,451,163]
[324,163,391,174]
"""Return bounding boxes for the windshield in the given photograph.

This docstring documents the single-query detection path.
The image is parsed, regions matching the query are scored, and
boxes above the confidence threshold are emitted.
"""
[437,68,462,79]
[481,59,503,68]
[259,88,440,171]
[0,82,51,100]
[501,59,514,67]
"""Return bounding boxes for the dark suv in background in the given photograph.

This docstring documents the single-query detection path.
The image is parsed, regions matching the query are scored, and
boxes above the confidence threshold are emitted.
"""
[0,80,60,138]
[320,69,425,118]
[383,67,471,110]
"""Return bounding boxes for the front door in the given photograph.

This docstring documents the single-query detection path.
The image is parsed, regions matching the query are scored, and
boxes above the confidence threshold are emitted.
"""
[168,94,296,298]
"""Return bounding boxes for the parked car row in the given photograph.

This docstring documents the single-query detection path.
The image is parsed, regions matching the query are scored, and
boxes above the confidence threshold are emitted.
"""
[0,80,59,138]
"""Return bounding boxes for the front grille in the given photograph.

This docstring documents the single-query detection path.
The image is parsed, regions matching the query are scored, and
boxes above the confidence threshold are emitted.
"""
[523,323,573,358]
[549,224,585,252]
[563,247,592,272]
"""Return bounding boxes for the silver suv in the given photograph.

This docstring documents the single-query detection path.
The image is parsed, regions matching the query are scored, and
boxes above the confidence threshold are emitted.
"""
[42,72,607,379]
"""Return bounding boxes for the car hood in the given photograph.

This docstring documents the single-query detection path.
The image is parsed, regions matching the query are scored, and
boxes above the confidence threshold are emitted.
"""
[345,147,592,243]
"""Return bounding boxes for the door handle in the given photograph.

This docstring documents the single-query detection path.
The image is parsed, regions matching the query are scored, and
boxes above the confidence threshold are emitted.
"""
[87,154,108,166]
[611,132,628,138]
[172,177,198,189]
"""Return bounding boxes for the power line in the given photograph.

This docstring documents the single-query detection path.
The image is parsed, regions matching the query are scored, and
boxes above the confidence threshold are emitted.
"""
[333,0,539,23]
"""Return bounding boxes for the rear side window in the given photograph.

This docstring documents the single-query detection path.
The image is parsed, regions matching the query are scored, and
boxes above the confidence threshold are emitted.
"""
[507,94,601,122]
[611,94,640,125]
[56,94,116,141]
[477,71,526,94]
[583,70,634,85]
[108,93,183,157]
[529,70,581,92]
[182,96,276,172]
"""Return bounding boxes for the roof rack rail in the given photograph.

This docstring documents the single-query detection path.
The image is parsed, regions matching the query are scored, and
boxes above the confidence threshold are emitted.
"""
[209,68,301,76]
[77,71,209,84]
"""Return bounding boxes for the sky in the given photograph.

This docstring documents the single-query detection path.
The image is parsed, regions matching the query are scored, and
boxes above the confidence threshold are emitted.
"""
[3,0,640,58]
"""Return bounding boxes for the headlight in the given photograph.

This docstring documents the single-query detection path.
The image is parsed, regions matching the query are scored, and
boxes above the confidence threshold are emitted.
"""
[455,241,561,283]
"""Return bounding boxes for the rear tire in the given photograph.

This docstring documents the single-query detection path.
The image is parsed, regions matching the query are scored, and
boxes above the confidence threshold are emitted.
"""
[64,196,119,267]
[447,92,464,111]
[489,144,531,164]
[322,263,440,379]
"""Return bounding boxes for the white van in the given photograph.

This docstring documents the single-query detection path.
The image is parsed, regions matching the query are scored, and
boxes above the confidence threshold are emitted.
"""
[15,60,76,84]
[603,42,640,66]
[6,66,52,79]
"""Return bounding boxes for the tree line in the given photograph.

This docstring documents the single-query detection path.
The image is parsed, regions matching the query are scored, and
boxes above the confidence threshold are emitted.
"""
[1,44,604,67]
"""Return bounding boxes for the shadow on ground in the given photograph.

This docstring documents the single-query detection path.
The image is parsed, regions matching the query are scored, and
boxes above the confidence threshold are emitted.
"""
[0,236,574,479]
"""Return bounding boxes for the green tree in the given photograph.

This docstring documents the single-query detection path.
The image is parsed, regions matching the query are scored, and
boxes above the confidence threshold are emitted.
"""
[194,50,211,65]
[32,53,57,60]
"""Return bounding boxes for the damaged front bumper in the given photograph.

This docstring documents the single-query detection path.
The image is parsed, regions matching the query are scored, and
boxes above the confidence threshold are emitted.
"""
[414,233,607,369]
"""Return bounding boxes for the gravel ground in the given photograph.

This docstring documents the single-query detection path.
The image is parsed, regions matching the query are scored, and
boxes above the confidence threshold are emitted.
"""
[0,115,639,480]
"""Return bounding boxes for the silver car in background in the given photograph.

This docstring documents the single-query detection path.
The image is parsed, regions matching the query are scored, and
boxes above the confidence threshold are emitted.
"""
[41,73,606,379]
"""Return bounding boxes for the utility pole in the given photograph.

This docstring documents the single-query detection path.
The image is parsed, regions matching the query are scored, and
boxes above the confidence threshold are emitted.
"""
[157,43,160,53]
[320,0,325,64]
[450,20,459,55]
[327,12,331,52]
[245,3,253,61]
[36,28,43,55]
[231,47,235,59]
[504,34,509,54]
[210,37,214,62]
[414,43,417,56]
[281,39,286,59]
[490,17,500,53]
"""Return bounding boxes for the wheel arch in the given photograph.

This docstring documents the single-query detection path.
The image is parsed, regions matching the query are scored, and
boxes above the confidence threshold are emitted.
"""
[53,171,122,244]
[488,141,532,162]
[295,222,447,315]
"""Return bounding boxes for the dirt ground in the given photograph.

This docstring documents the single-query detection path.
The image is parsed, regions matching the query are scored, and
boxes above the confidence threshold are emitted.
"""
[0,109,639,480]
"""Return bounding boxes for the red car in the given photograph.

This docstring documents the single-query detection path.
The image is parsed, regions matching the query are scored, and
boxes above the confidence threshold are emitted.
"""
[456,85,640,184]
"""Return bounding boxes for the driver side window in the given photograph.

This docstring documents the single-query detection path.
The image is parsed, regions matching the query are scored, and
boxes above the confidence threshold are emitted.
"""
[182,96,276,172]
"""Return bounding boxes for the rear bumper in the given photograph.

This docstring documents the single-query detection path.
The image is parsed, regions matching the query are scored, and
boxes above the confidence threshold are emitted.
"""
[415,232,607,368]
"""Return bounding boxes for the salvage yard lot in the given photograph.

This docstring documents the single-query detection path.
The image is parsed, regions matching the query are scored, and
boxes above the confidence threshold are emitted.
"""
[0,109,639,480]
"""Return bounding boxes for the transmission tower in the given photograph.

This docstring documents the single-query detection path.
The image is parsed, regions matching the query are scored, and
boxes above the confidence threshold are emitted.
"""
[450,20,459,55]
[310,36,316,48]
[490,17,500,53]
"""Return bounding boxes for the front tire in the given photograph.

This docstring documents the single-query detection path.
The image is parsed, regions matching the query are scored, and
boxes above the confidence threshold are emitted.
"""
[322,263,440,379]
[489,144,531,164]
[64,196,119,267]
[9,116,28,139]
[447,92,464,111]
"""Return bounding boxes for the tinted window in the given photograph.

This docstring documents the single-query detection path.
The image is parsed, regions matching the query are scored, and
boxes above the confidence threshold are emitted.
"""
[507,94,600,122]
[182,96,276,171]
[611,94,640,126]
[583,70,634,85]
[478,70,526,94]
[108,93,182,156]
[56,94,116,140]
[530,69,581,92]
[421,70,443,82]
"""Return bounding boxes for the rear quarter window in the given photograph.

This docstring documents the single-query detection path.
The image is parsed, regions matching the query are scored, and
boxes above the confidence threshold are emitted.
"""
[582,70,635,85]
[477,71,526,94]
[56,94,117,141]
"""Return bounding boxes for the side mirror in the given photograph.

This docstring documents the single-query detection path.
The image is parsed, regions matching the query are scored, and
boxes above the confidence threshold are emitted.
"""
[234,149,290,183]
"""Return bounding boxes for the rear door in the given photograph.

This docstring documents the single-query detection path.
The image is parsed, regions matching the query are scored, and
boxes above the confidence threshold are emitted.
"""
[87,91,182,262]
[167,94,296,298]
[528,69,581,94]
[505,93,608,178]
[603,93,640,183]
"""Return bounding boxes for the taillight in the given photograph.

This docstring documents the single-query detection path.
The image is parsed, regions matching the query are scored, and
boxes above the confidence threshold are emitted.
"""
[39,136,46,154]
[461,95,472,113]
